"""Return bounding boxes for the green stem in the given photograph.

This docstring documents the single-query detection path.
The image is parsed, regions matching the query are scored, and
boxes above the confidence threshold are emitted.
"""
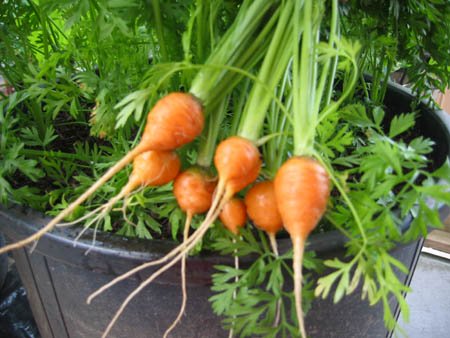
[318,53,359,123]
[196,97,229,167]
[379,59,394,103]
[230,79,251,135]
[202,13,277,111]
[151,0,169,62]
[314,0,338,112]
[294,0,316,156]
[195,0,207,63]
[142,62,291,123]
[313,153,368,246]
[26,101,46,140]
[255,132,289,147]
[238,1,294,142]
[190,0,277,103]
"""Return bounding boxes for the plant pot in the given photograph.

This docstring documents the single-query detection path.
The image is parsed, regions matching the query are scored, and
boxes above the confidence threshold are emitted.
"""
[1,82,449,338]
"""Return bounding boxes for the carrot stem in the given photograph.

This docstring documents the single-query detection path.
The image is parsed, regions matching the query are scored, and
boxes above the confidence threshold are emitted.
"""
[196,96,228,167]
[238,1,294,142]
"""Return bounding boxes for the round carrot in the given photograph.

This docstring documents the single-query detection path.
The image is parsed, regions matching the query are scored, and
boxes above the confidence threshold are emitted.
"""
[139,92,204,151]
[274,156,330,337]
[244,180,282,235]
[103,150,181,213]
[129,150,181,187]
[164,168,216,338]
[214,136,261,199]
[219,198,247,235]
[173,168,216,215]
[244,180,283,326]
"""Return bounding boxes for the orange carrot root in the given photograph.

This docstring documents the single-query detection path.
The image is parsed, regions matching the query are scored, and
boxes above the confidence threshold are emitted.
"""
[140,93,204,151]
[214,136,261,195]
[173,168,217,215]
[274,156,330,337]
[219,198,247,235]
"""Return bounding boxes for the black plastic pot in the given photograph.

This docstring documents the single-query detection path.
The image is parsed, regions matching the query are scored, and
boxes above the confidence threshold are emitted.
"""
[1,82,449,338]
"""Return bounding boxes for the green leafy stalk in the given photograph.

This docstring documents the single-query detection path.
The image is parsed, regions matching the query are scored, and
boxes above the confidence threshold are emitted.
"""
[263,64,293,176]
[293,0,321,156]
[196,96,229,167]
[237,1,295,142]
[189,0,278,106]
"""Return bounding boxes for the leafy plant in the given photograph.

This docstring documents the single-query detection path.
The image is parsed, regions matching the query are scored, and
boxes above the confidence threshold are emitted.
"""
[0,0,449,337]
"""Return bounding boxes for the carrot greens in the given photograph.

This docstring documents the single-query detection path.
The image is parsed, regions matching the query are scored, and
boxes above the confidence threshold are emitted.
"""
[1,1,450,337]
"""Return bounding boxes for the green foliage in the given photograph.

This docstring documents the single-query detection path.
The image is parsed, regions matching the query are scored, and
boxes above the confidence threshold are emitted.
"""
[313,101,449,330]
[342,0,450,103]
[1,1,450,337]
[210,227,322,337]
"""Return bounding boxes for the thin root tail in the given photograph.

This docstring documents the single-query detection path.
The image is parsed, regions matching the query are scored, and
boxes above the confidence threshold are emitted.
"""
[293,236,307,338]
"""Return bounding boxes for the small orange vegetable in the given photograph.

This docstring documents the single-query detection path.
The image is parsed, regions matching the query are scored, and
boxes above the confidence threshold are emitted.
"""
[274,156,330,337]
[173,168,216,215]
[214,136,261,199]
[219,198,247,235]
[165,168,216,338]
[244,180,282,235]
[139,93,204,152]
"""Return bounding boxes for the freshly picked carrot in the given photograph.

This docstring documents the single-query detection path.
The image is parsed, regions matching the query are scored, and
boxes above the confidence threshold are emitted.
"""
[57,150,181,250]
[219,198,247,236]
[163,168,216,338]
[270,0,357,335]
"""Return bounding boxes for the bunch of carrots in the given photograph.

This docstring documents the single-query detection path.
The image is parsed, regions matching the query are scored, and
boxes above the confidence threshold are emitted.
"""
[0,0,363,337]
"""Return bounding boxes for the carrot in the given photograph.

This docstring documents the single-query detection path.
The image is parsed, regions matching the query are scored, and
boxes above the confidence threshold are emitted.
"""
[0,93,202,255]
[274,157,330,337]
[139,93,204,151]
[190,136,261,257]
[219,197,246,338]
[172,136,260,257]
[163,168,216,338]
[173,168,216,215]
[244,180,283,326]
[219,198,247,236]
[214,136,261,200]
[244,180,282,236]
[58,150,181,253]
